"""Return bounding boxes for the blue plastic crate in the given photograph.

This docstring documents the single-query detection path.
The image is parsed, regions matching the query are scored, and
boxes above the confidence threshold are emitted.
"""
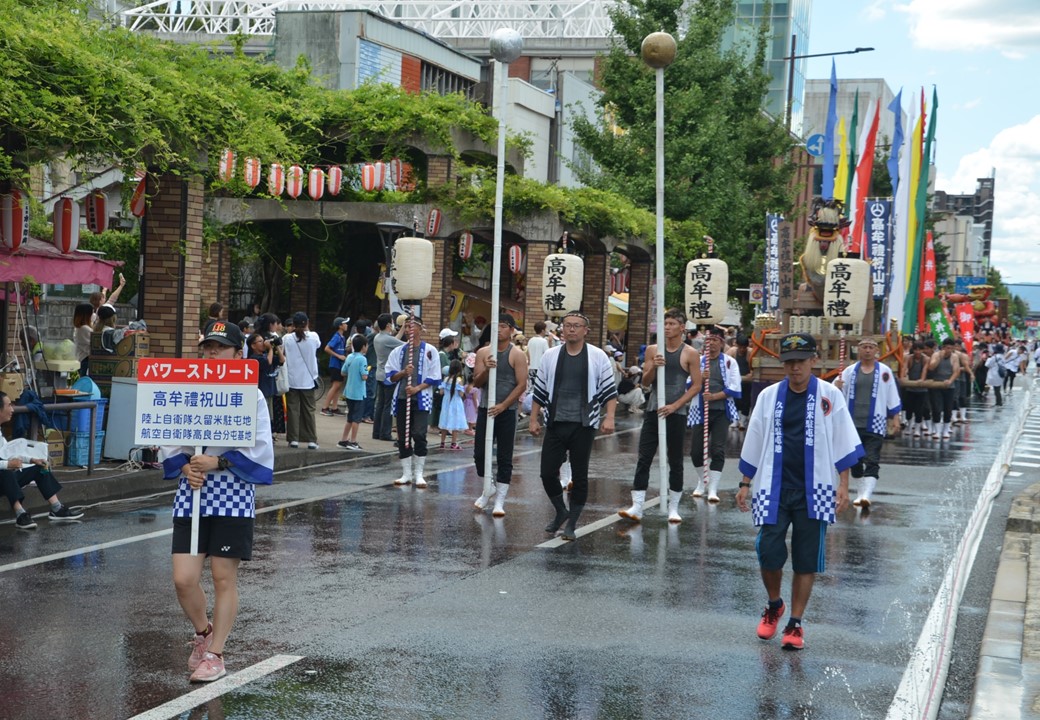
[52,398,107,434]
[67,431,104,467]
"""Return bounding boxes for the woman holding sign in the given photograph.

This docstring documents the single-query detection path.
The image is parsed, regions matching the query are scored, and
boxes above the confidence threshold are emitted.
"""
[161,321,274,683]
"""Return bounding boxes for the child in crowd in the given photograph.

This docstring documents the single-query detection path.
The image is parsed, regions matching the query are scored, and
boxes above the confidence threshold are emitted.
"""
[338,334,369,451]
[438,359,468,449]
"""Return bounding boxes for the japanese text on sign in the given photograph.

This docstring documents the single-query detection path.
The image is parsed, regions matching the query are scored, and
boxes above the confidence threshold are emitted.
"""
[136,358,259,448]
[825,262,852,318]
[867,199,892,299]
[544,255,570,314]
[778,221,794,309]
[764,214,781,312]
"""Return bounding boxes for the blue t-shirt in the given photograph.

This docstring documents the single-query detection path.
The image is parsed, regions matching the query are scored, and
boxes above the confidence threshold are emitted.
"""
[781,387,807,492]
[343,352,369,400]
[327,333,347,371]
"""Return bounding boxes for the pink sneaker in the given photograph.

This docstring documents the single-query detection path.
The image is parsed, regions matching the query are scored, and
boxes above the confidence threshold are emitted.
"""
[189,652,227,682]
[188,623,213,670]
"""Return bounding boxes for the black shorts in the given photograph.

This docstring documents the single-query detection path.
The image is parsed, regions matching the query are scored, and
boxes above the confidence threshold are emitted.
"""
[172,516,254,560]
[327,367,344,382]
[346,398,365,423]
[756,488,827,574]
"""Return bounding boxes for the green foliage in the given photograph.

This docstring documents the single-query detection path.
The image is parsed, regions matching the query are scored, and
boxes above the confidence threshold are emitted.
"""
[570,0,795,306]
[77,229,139,296]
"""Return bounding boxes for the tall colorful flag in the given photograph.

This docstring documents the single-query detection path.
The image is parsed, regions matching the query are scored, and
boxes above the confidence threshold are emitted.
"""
[902,88,938,335]
[887,89,904,200]
[843,90,860,205]
[848,98,881,255]
[922,231,936,300]
[834,118,849,202]
[885,98,916,330]
[822,61,838,200]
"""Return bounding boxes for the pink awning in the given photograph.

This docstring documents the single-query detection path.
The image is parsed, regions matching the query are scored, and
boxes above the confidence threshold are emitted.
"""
[0,235,122,286]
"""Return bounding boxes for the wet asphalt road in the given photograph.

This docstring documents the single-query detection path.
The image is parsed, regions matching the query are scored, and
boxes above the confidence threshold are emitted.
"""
[0,387,1035,720]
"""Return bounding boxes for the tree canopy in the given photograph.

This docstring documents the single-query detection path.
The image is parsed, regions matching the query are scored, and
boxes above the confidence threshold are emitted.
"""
[571,0,796,304]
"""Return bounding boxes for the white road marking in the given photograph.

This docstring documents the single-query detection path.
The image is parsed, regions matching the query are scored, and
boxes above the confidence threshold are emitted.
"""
[538,496,664,549]
[1007,471,1023,477]
[127,654,304,720]
[1011,461,1040,468]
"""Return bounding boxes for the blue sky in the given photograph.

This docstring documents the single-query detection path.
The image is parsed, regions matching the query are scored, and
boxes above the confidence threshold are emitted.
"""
[805,0,1040,286]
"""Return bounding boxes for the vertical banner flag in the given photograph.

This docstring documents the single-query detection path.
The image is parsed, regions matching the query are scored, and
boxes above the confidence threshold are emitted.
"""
[867,198,892,299]
[956,303,975,354]
[887,89,904,201]
[843,90,860,206]
[834,118,849,202]
[849,98,881,255]
[822,61,838,199]
[926,301,955,343]
[763,214,781,312]
[922,231,936,300]
[901,89,929,335]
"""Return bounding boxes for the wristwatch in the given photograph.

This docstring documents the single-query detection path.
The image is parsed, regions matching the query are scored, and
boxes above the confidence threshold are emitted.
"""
[217,456,231,472]
[738,481,751,489]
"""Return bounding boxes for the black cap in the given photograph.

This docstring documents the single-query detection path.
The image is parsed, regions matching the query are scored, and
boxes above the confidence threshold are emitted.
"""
[499,314,519,330]
[705,326,726,338]
[200,320,245,348]
[942,337,957,346]
[778,333,817,361]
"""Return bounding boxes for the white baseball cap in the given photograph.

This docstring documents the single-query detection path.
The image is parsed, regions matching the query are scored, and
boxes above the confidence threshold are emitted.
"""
[439,328,459,340]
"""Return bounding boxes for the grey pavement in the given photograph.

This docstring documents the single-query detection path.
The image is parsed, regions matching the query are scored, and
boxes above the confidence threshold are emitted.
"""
[3,389,1039,718]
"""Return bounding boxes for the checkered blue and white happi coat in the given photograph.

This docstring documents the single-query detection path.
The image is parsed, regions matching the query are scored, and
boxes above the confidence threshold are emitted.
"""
[738,376,863,525]
[162,388,275,519]
[839,361,903,436]
[686,353,742,426]
[385,340,442,415]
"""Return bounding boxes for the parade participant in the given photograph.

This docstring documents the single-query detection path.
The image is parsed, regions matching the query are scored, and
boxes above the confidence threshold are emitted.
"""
[619,309,701,523]
[385,316,441,488]
[529,311,617,541]
[927,338,964,440]
[688,325,742,502]
[955,341,972,424]
[728,334,753,430]
[835,337,902,507]
[736,333,863,651]
[0,393,83,530]
[900,342,930,437]
[526,321,550,387]
[163,321,274,682]
[472,314,528,516]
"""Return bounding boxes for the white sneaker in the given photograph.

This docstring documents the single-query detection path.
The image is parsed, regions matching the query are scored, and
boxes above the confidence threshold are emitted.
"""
[307,442,319,450]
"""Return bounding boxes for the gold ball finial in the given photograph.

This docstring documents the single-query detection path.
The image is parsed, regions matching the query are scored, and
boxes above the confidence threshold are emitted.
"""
[641,32,677,69]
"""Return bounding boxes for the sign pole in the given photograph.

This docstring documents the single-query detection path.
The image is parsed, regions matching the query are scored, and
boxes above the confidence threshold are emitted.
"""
[190,444,202,556]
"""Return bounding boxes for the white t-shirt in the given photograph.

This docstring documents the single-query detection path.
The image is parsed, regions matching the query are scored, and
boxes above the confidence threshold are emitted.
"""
[527,335,549,371]
[283,331,322,389]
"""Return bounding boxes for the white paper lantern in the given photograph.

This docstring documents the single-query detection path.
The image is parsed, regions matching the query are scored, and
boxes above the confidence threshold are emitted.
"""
[218,149,235,183]
[823,258,871,324]
[84,191,107,234]
[327,166,343,196]
[391,237,434,300]
[1,188,30,250]
[684,258,728,325]
[53,197,80,254]
[268,163,285,196]
[130,175,147,218]
[307,168,325,200]
[542,253,584,316]
[243,157,262,189]
[286,165,304,199]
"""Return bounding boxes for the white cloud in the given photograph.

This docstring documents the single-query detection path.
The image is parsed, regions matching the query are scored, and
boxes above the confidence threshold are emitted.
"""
[896,0,1040,54]
[863,0,889,21]
[938,115,1040,280]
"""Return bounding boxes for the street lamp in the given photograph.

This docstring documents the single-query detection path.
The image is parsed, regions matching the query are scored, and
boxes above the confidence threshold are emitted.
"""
[783,36,875,130]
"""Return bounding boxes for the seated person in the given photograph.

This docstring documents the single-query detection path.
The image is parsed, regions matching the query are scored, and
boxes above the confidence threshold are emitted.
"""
[616,365,646,414]
[0,392,83,529]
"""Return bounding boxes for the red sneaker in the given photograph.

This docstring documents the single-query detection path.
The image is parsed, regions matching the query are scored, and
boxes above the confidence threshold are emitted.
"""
[781,624,805,650]
[756,601,785,639]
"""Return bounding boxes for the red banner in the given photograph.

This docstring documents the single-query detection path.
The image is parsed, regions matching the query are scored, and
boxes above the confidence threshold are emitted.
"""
[956,302,975,355]
[922,231,936,300]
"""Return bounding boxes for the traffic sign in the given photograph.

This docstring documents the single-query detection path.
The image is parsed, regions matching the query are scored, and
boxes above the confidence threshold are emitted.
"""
[805,133,825,157]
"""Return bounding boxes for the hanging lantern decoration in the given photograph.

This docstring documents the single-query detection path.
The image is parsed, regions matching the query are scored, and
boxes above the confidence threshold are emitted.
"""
[307,168,326,200]
[426,208,442,237]
[361,163,385,192]
[458,231,473,260]
[218,149,235,183]
[508,244,523,273]
[1,188,30,251]
[823,257,871,326]
[327,166,343,196]
[619,267,630,293]
[84,191,107,234]
[130,175,147,218]
[53,197,80,254]
[243,157,262,190]
[389,158,404,187]
[542,253,585,316]
[684,257,729,325]
[611,269,623,294]
[268,163,285,196]
[285,165,304,199]
[390,237,434,301]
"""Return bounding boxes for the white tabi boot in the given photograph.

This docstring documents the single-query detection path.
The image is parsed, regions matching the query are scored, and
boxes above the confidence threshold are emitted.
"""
[618,490,645,522]
[911,421,921,438]
[491,483,509,517]
[473,482,497,510]
[667,490,683,523]
[691,467,706,498]
[942,423,951,440]
[394,456,413,485]
[853,476,877,507]
[960,407,969,423]
[707,470,722,503]
[413,456,428,488]
[560,461,573,491]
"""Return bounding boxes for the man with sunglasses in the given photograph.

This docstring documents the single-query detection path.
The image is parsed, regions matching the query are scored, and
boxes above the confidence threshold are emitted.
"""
[529,311,617,541]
